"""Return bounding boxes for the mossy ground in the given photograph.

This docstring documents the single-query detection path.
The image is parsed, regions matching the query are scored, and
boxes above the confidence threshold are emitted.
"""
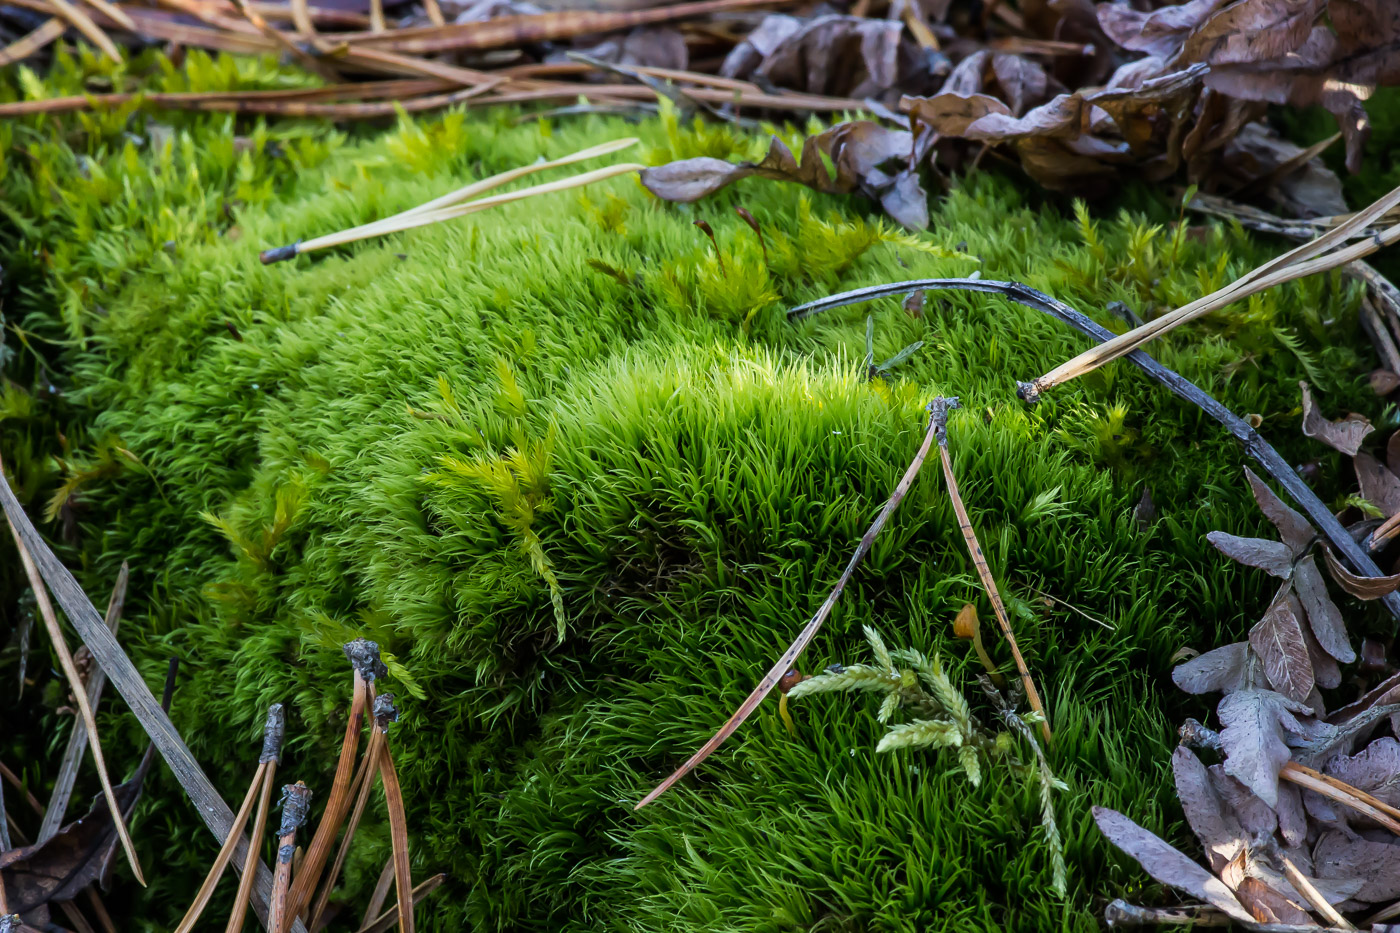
[1,48,1395,933]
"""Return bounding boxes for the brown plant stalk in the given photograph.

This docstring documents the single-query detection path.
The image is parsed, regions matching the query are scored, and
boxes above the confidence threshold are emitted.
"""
[927,397,1050,742]
[635,403,943,808]
[270,783,313,933]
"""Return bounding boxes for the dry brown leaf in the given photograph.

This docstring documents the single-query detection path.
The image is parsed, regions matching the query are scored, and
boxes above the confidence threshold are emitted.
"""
[1172,641,1251,695]
[1173,747,1246,872]
[1314,830,1400,903]
[1324,546,1400,600]
[1181,0,1326,67]
[1243,467,1314,554]
[1295,555,1355,664]
[1301,381,1374,456]
[1218,688,1315,807]
[900,91,1011,135]
[1250,592,1315,703]
[1325,738,1400,813]
[1357,452,1400,518]
[1091,806,1254,924]
[1208,531,1294,578]
[734,14,909,99]
[1209,763,1279,836]
[1236,875,1316,925]
[1095,0,1229,57]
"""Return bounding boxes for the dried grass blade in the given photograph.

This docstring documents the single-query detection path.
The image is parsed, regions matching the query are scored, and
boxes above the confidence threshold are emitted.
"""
[368,0,383,31]
[355,875,445,933]
[1282,857,1353,929]
[373,699,413,933]
[0,762,42,816]
[360,859,395,930]
[265,161,643,262]
[226,760,278,933]
[929,397,1051,742]
[308,729,383,932]
[1281,762,1400,832]
[174,762,266,933]
[5,524,144,885]
[44,0,121,59]
[282,671,369,924]
[1022,183,1400,399]
[178,705,283,933]
[270,783,312,933]
[0,17,65,68]
[344,0,791,53]
[635,406,942,808]
[37,563,129,844]
[77,0,134,30]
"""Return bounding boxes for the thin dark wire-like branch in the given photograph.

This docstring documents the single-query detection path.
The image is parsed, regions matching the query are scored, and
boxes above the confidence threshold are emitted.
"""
[635,403,943,808]
[787,279,1400,622]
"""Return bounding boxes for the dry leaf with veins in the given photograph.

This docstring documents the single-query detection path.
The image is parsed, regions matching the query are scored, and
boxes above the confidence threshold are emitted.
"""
[1301,381,1374,456]
[1173,746,1246,873]
[1249,592,1314,704]
[1217,688,1317,807]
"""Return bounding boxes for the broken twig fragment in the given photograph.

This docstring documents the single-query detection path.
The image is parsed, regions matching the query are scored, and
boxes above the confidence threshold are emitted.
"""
[928,397,1050,743]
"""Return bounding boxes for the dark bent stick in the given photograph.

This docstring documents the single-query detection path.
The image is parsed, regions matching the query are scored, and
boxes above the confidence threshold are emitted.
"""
[787,278,1400,622]
[0,468,308,933]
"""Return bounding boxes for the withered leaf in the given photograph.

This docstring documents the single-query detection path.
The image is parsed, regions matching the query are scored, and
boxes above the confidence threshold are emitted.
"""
[1324,737,1400,811]
[1250,592,1314,703]
[1323,545,1400,600]
[1313,830,1400,903]
[0,752,152,914]
[1301,381,1374,456]
[1244,467,1313,554]
[1295,555,1354,664]
[1329,671,1400,726]
[1218,688,1314,807]
[1174,747,1246,872]
[901,92,1011,136]
[1302,623,1342,691]
[1181,0,1326,67]
[1209,764,1279,837]
[1356,452,1400,518]
[990,53,1050,115]
[1091,807,1254,923]
[1173,641,1251,695]
[1235,875,1314,925]
[744,15,906,99]
[1275,780,1307,847]
[1095,0,1230,57]
[1208,531,1293,578]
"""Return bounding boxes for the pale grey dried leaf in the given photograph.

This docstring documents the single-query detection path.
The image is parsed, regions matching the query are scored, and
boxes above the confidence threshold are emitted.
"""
[1356,452,1400,518]
[1091,807,1254,923]
[1218,689,1314,807]
[718,14,802,79]
[1173,642,1251,695]
[1250,592,1315,703]
[1301,381,1374,456]
[1303,626,1342,691]
[1182,0,1327,66]
[1329,671,1400,726]
[1275,780,1307,847]
[1323,546,1400,601]
[990,53,1049,116]
[1313,830,1400,902]
[902,92,1011,136]
[1244,467,1313,554]
[1295,555,1355,664]
[1325,737,1400,811]
[1209,764,1278,837]
[1208,531,1294,578]
[1095,0,1229,57]
[1234,875,1314,924]
[1174,747,1246,872]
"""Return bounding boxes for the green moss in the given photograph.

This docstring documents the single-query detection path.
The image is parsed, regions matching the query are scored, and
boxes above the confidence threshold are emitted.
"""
[0,48,1389,933]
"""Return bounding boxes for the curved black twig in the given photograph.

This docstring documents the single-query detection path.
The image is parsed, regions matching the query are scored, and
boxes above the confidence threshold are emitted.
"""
[788,278,1400,622]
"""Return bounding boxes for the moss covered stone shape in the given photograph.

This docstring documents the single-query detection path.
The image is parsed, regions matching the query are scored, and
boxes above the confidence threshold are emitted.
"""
[0,51,1387,931]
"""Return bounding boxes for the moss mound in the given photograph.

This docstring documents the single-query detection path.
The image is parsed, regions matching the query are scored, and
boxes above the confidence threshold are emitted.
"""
[0,49,1389,933]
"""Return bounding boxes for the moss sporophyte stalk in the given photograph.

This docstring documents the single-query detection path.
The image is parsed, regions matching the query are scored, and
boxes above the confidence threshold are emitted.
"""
[0,47,1392,932]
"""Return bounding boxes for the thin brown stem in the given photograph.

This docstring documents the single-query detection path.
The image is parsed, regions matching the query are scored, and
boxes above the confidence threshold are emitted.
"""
[929,397,1050,743]
[355,875,445,933]
[635,405,942,808]
[360,859,395,931]
[176,705,284,933]
[372,696,413,933]
[38,563,128,843]
[226,706,285,933]
[5,523,144,884]
[270,783,313,933]
[308,728,384,932]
